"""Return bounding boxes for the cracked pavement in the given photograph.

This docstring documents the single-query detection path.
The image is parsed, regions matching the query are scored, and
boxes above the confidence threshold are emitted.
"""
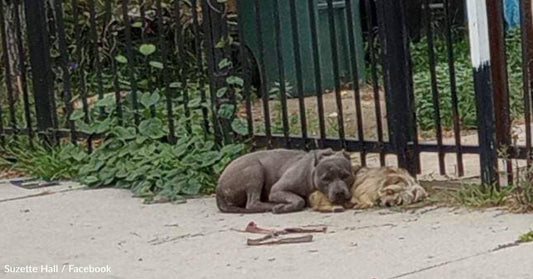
[1,181,533,279]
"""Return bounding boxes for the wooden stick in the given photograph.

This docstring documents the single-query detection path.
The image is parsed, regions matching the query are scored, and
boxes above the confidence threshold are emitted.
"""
[247,234,313,246]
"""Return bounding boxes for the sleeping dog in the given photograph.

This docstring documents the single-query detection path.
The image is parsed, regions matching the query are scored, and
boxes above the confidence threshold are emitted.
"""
[309,166,428,212]
[216,149,354,214]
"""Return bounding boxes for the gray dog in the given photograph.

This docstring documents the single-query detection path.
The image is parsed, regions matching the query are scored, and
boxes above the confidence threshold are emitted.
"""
[216,149,354,214]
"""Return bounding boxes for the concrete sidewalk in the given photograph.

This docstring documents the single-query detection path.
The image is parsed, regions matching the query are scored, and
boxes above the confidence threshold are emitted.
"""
[1,181,532,279]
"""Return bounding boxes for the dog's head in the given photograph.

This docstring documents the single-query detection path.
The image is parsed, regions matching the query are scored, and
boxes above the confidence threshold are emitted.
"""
[313,149,354,204]
[377,171,427,207]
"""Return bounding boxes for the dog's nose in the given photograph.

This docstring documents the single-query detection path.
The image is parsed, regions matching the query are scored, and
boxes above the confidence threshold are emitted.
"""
[334,191,345,201]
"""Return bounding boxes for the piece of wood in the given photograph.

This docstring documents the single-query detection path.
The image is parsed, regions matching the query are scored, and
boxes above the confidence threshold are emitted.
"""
[241,221,327,235]
[247,234,313,246]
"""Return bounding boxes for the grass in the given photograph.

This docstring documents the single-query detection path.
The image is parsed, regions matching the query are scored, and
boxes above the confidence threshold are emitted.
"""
[0,139,86,181]
[518,230,533,243]
[445,184,512,208]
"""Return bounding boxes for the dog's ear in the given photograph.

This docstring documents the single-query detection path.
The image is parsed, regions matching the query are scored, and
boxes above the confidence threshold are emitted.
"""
[381,184,402,196]
[335,150,351,161]
[313,148,335,166]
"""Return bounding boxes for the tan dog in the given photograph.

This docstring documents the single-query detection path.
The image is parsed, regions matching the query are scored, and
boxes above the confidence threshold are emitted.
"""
[309,166,428,212]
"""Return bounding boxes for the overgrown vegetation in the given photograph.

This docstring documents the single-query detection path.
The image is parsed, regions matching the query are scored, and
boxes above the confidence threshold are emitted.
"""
[411,28,524,130]
[1,35,248,202]
[433,168,533,213]
[0,140,85,181]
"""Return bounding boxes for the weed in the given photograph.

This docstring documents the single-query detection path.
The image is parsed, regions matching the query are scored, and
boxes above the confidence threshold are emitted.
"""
[518,230,533,243]
[446,183,511,208]
[1,139,87,181]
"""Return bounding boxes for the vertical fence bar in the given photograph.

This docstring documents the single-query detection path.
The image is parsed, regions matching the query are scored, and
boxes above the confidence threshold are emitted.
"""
[191,0,208,135]
[0,0,17,136]
[122,0,140,126]
[23,0,55,137]
[203,0,228,144]
[140,2,156,117]
[14,0,33,144]
[253,0,272,147]
[364,0,385,165]
[345,0,366,165]
[443,0,464,177]
[289,0,308,148]
[424,0,445,175]
[173,0,190,132]
[44,2,59,138]
[466,0,499,188]
[376,0,417,175]
[326,0,346,148]
[307,0,326,148]
[520,0,533,166]
[105,0,123,125]
[72,0,92,152]
[272,0,290,147]
[156,0,176,143]
[236,0,254,138]
[486,0,513,183]
[0,0,4,145]
[88,0,105,116]
[53,0,77,143]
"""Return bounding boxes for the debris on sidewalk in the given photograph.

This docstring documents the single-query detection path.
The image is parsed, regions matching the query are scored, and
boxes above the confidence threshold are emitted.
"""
[10,178,59,189]
[235,221,327,246]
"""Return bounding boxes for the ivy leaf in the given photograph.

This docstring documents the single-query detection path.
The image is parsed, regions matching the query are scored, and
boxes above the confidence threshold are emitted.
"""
[140,92,161,108]
[132,22,143,28]
[221,143,246,156]
[198,151,222,167]
[83,175,99,185]
[218,58,232,69]
[149,61,164,69]
[139,118,166,139]
[94,94,115,108]
[94,118,113,134]
[226,76,244,87]
[231,118,248,135]
[217,104,235,119]
[69,110,85,121]
[113,126,136,141]
[216,87,228,98]
[189,98,201,108]
[182,178,201,195]
[115,55,128,64]
[139,44,156,56]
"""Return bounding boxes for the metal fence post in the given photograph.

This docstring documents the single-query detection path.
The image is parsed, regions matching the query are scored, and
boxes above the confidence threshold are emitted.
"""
[375,0,418,175]
[23,0,55,134]
[202,0,232,145]
[466,0,499,188]
[486,0,512,185]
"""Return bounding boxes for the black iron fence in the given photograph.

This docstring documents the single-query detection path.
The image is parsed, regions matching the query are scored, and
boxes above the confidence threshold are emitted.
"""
[1,0,533,187]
